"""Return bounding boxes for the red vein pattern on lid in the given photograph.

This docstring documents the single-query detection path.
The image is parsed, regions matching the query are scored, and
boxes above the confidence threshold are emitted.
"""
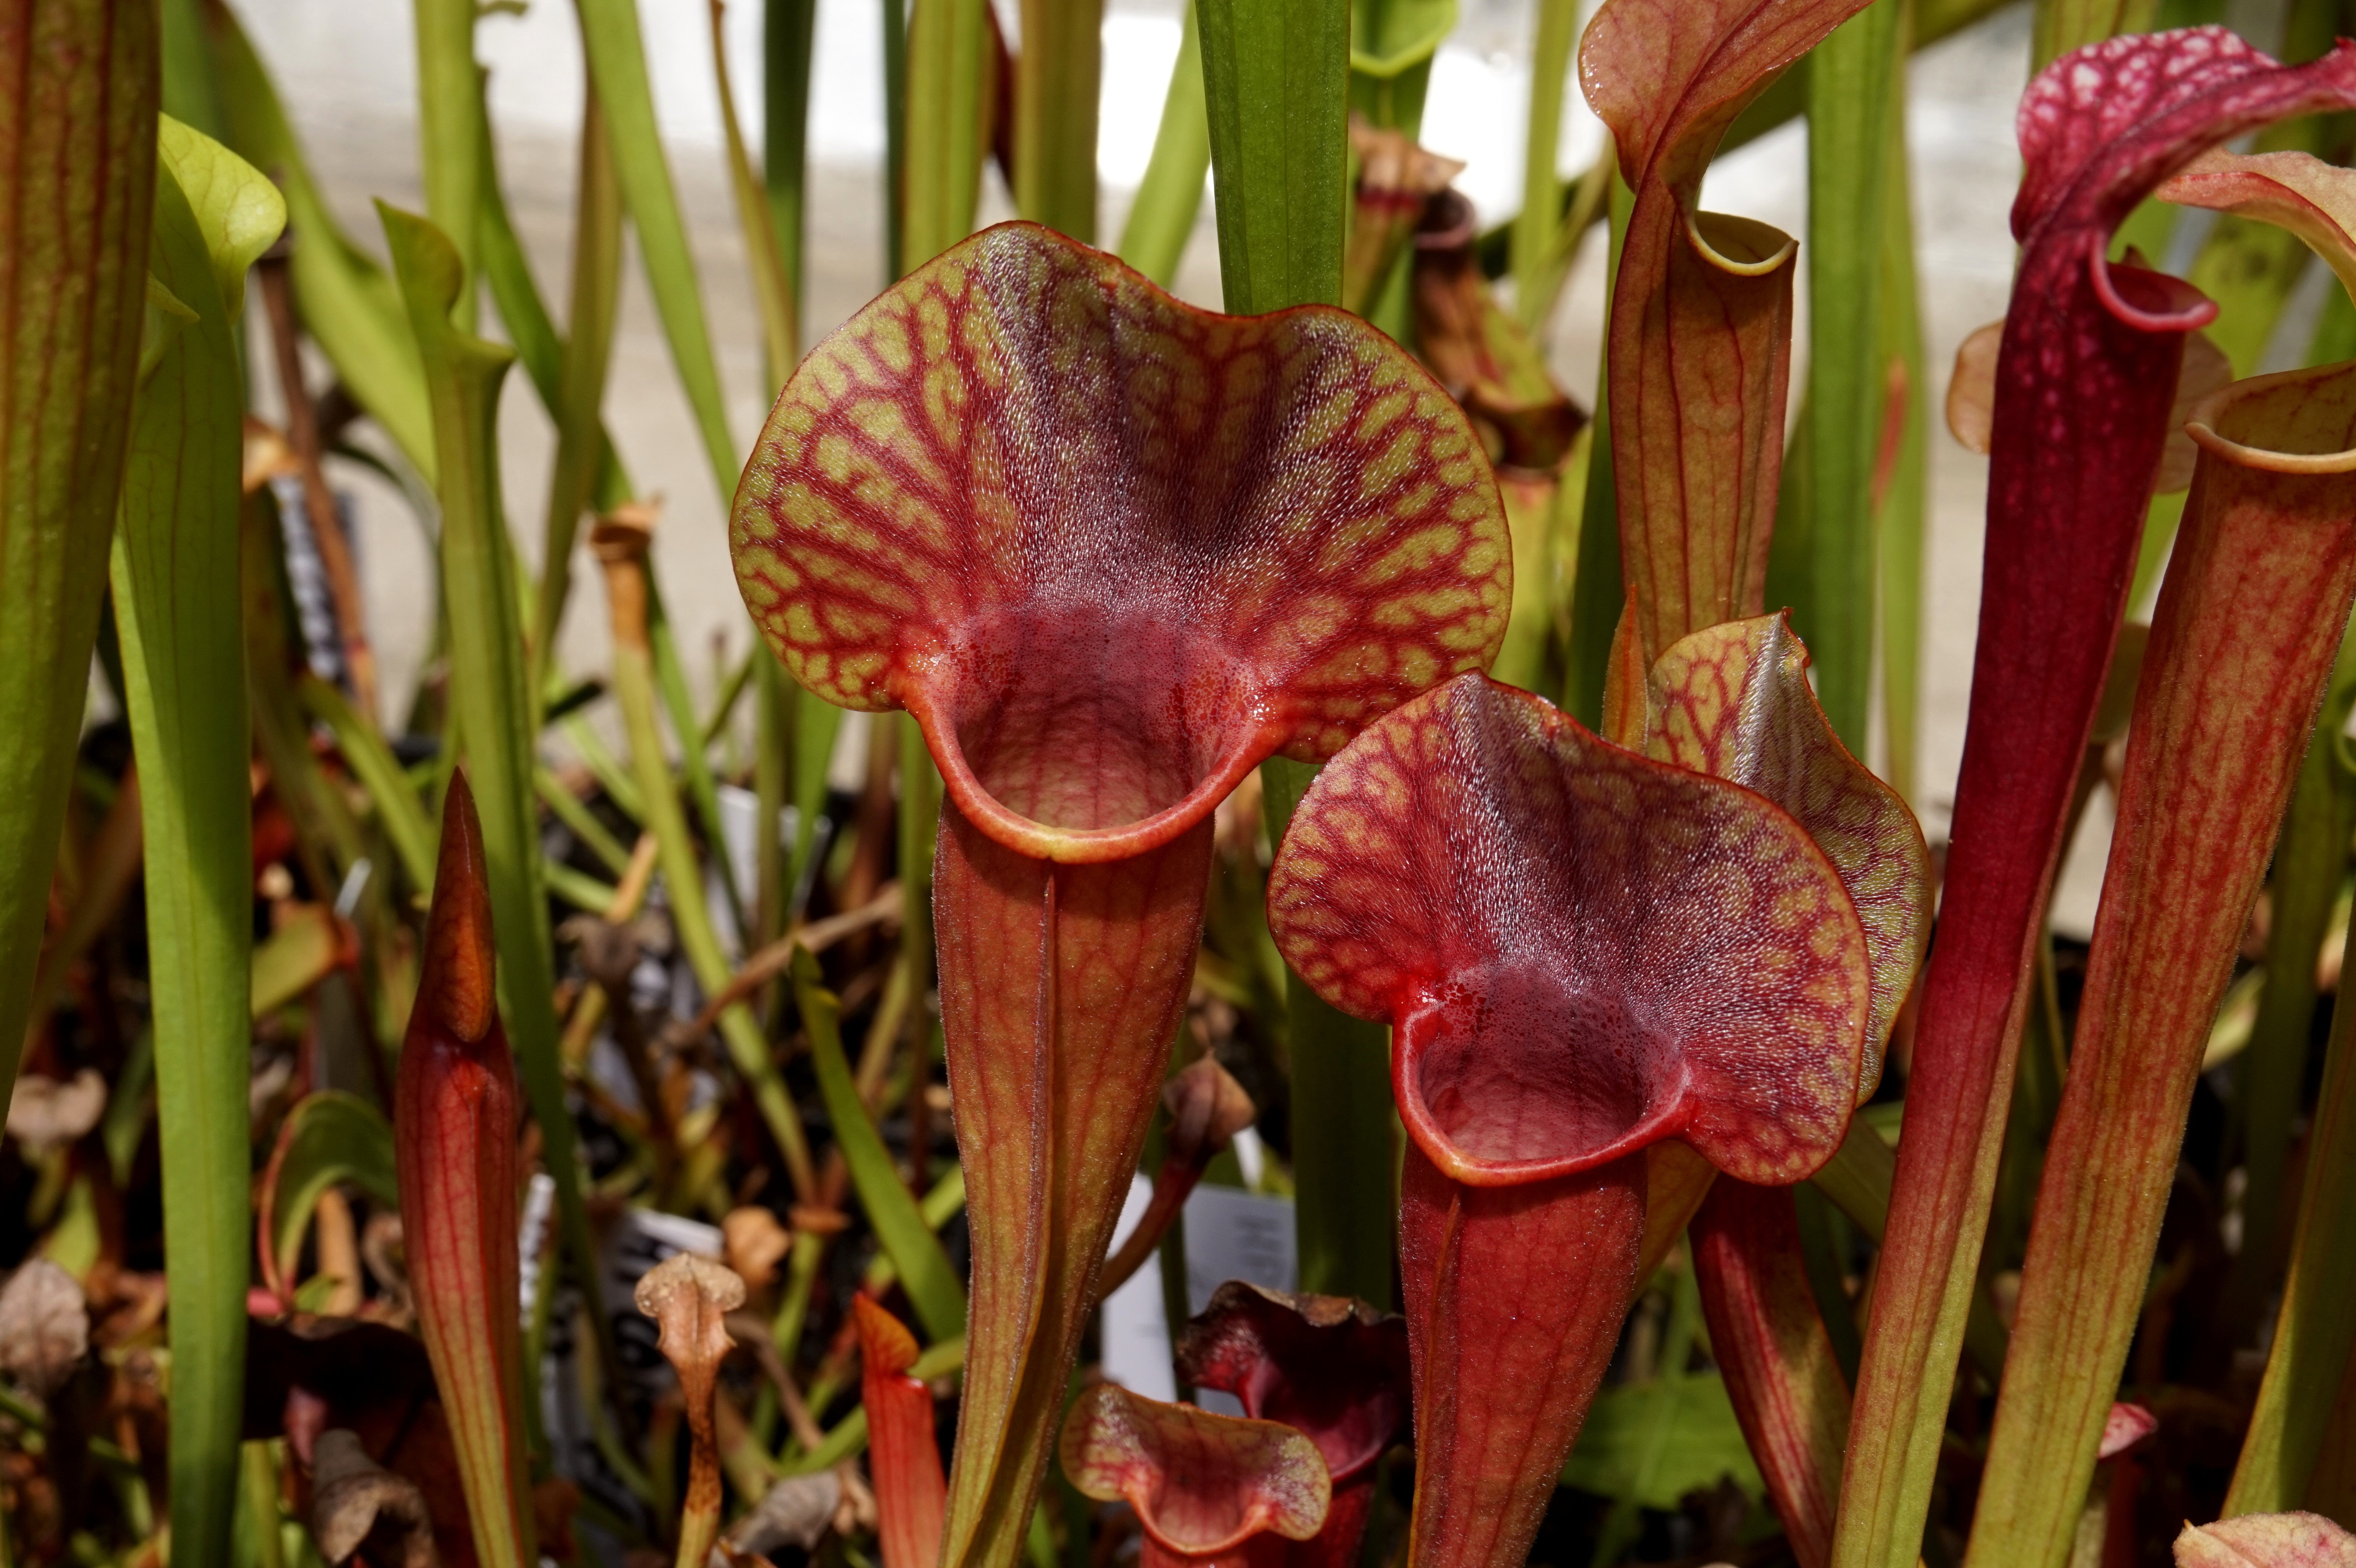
[1268,674,1868,1189]
[730,221,1514,1568]
[1648,612,1932,1100]
[1267,673,1875,1568]
[730,221,1510,866]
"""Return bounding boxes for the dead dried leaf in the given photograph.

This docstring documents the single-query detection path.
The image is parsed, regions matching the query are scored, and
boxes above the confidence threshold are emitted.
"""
[2176,1513,2356,1568]
[311,1428,438,1568]
[723,1208,792,1294]
[7,1070,106,1152]
[0,1260,87,1395]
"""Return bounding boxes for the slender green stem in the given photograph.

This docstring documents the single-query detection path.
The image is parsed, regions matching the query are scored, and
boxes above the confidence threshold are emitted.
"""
[383,200,619,1434]
[1799,0,1902,750]
[2030,0,2157,71]
[882,0,910,280]
[766,0,820,313]
[904,0,989,267]
[303,675,437,894]
[158,0,225,139]
[1116,0,1209,287]
[414,0,485,324]
[2226,630,2356,1337]
[573,0,740,500]
[2230,864,2356,1514]
[1015,0,1102,240]
[1199,0,1374,1302]
[716,0,801,387]
[1262,757,1395,1306]
[1199,0,1350,313]
[1562,174,1633,729]
[116,124,282,1568]
[1875,49,1928,804]
[795,949,966,1340]
[533,84,623,692]
[753,649,796,951]
[648,584,746,929]
[1511,0,1576,329]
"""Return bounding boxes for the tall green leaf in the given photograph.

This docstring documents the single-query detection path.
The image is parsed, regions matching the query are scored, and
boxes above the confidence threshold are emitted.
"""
[2229,873,2356,1514]
[415,0,486,323]
[158,0,226,139]
[795,949,966,1341]
[2031,0,2156,71]
[572,0,739,499]
[1346,0,1450,133]
[904,0,990,267]
[1016,0,1103,240]
[1512,0,1579,328]
[1562,173,1634,728]
[1796,0,1903,749]
[532,86,625,685]
[715,0,799,391]
[0,0,158,1092]
[880,0,910,280]
[114,118,283,1568]
[1876,55,1929,805]
[1116,1,1210,286]
[381,202,615,1416]
[765,0,820,309]
[266,1091,399,1274]
[204,0,434,477]
[1199,0,1349,313]
[1199,0,1381,1303]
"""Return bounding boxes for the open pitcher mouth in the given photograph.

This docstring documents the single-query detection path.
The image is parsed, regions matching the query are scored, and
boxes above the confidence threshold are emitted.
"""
[2187,360,2356,474]
[1392,968,1688,1189]
[901,604,1288,864]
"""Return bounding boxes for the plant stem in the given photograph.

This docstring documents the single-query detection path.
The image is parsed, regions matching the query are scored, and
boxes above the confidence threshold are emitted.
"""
[0,0,157,1097]
[115,130,275,1568]
[592,513,819,1204]
[766,0,820,316]
[904,0,989,268]
[414,0,484,324]
[573,0,739,501]
[2230,863,2356,1514]
[1014,0,1102,240]
[532,80,623,693]
[1798,0,1902,749]
[1117,0,1210,286]
[1511,0,1577,330]
[1198,0,1349,313]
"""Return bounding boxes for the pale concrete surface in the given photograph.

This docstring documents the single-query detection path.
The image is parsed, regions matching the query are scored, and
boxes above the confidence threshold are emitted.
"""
[237,0,2055,891]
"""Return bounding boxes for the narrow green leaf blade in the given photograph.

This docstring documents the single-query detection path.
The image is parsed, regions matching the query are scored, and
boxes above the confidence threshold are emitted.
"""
[380,200,615,1432]
[1795,0,1902,749]
[1199,0,1350,313]
[1117,0,1210,287]
[115,120,283,1568]
[573,0,739,499]
[795,949,967,1343]
[904,0,990,267]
